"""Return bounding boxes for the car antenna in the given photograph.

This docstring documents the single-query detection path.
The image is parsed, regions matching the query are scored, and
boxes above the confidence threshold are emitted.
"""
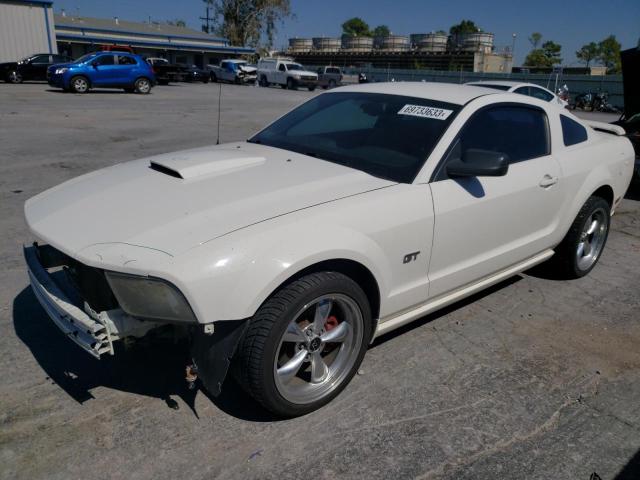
[216,83,222,145]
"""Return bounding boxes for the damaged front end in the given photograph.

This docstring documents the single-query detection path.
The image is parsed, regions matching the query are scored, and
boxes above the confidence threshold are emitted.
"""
[24,243,247,395]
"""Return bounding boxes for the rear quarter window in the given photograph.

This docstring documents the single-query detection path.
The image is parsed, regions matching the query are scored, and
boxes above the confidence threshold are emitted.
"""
[560,115,588,146]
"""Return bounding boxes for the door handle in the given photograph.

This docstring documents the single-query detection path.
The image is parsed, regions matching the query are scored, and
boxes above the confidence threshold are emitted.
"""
[539,175,558,188]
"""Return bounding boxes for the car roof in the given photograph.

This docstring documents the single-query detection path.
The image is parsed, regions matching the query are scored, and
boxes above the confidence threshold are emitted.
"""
[335,82,501,106]
[467,80,553,92]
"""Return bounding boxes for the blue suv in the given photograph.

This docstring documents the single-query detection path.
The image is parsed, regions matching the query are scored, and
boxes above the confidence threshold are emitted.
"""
[48,52,156,94]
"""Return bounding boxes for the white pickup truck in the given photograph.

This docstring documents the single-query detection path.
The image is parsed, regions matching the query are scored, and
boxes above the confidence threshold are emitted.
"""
[257,57,318,91]
[206,59,256,84]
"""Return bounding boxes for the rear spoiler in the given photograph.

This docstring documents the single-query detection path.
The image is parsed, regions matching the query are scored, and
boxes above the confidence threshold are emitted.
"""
[585,120,626,136]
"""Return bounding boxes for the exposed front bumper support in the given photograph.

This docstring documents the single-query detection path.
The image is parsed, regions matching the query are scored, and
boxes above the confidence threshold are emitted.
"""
[24,245,159,358]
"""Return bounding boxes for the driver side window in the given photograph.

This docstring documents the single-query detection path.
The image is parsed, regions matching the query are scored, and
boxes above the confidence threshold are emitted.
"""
[437,105,550,180]
[95,55,115,66]
[278,64,286,72]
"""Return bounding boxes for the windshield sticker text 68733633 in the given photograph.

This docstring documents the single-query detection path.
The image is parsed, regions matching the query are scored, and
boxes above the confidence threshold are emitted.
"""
[397,104,453,120]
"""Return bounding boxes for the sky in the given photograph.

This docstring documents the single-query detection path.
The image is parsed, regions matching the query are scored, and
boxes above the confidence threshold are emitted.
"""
[52,0,640,65]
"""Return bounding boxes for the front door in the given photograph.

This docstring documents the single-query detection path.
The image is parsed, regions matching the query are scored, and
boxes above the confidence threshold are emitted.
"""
[428,103,563,298]
[89,54,118,86]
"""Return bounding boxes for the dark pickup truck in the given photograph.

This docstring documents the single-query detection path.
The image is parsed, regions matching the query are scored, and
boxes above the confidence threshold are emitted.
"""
[145,58,187,85]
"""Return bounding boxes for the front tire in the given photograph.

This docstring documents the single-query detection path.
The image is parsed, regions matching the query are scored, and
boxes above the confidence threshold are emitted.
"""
[551,196,611,278]
[234,272,372,417]
[70,76,89,93]
[286,77,295,90]
[7,70,23,83]
[134,77,151,94]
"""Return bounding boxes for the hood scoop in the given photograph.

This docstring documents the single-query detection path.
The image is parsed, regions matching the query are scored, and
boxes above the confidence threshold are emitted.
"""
[149,148,266,180]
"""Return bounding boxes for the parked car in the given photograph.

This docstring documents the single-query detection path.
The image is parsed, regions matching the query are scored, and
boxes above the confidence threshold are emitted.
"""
[23,82,634,417]
[317,66,343,89]
[145,57,186,85]
[466,80,568,107]
[181,64,210,83]
[1,53,73,83]
[257,57,318,90]
[207,59,257,84]
[47,52,155,94]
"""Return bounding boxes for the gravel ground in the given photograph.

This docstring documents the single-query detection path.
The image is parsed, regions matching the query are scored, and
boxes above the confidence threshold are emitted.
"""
[0,82,639,480]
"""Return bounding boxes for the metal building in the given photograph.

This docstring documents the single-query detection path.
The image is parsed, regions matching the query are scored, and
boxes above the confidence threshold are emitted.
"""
[54,13,254,67]
[0,0,57,63]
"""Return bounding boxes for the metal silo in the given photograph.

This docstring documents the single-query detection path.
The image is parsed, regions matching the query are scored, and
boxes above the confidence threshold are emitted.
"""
[288,38,313,53]
[341,35,374,52]
[312,37,342,52]
[378,35,410,51]
[417,33,449,52]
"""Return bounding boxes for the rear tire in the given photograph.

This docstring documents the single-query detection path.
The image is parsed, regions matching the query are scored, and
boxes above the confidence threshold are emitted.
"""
[70,76,89,93]
[550,196,611,279]
[210,72,217,82]
[134,77,151,94]
[234,272,372,417]
[259,75,268,87]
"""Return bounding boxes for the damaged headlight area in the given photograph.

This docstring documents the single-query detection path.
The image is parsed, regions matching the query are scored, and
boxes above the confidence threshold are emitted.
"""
[105,272,197,323]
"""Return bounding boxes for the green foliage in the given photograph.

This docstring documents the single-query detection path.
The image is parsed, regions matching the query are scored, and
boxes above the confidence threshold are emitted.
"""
[524,38,562,67]
[576,42,599,67]
[371,25,391,38]
[542,40,562,65]
[342,17,371,37]
[211,0,292,48]
[525,33,562,67]
[597,35,622,73]
[528,32,542,49]
[449,20,480,35]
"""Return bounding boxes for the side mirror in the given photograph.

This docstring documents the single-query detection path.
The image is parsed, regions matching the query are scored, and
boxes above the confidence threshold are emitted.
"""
[446,149,509,177]
[91,61,99,68]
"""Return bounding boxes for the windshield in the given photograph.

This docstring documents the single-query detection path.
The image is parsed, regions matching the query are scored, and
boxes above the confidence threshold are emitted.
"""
[73,53,99,64]
[249,92,460,183]
[286,63,304,71]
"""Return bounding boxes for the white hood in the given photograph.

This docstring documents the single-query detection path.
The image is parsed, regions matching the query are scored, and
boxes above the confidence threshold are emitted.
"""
[25,142,394,257]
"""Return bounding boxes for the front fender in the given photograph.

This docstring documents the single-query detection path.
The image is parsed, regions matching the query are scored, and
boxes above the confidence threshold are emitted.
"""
[161,215,392,323]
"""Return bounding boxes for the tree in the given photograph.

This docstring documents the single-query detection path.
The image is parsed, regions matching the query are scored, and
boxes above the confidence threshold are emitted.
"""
[576,42,599,67]
[528,32,542,49]
[211,0,292,48]
[597,35,622,73]
[342,17,371,37]
[542,40,562,65]
[449,20,480,35]
[524,49,548,67]
[371,25,390,38]
[524,39,562,67]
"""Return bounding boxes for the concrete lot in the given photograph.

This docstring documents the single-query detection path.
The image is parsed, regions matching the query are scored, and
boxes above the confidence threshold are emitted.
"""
[1,82,639,480]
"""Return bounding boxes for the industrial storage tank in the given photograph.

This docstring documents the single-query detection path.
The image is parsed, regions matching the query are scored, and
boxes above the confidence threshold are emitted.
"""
[341,35,374,52]
[460,32,494,53]
[410,34,430,48]
[417,33,449,52]
[288,38,312,53]
[312,37,342,52]
[378,35,410,51]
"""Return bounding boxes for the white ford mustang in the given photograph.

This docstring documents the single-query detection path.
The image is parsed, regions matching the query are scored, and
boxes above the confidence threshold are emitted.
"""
[24,82,634,416]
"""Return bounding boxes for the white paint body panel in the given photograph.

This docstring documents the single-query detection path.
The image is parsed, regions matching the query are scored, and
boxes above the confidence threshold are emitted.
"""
[24,83,635,335]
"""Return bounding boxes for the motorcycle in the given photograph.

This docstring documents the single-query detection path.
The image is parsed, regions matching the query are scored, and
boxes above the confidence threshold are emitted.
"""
[574,91,620,113]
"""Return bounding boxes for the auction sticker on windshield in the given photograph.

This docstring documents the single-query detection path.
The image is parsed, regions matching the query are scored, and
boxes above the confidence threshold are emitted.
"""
[398,104,453,120]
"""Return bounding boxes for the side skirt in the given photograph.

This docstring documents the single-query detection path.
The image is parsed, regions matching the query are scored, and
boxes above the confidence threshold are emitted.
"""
[373,249,555,339]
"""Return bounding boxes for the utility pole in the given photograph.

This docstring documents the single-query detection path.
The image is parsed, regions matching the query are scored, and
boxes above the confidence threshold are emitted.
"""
[200,2,214,34]
[511,33,517,72]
